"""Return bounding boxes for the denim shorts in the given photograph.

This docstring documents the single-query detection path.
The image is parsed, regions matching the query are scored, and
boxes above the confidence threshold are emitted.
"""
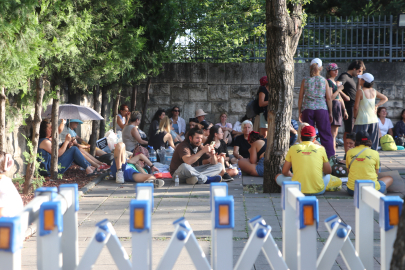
[347,180,386,196]
[259,113,268,129]
[255,158,265,176]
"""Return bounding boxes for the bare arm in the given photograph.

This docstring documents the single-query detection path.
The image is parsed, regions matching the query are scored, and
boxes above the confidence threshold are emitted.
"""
[164,133,176,149]
[116,115,125,129]
[182,145,210,165]
[41,135,70,157]
[325,80,333,116]
[282,161,292,177]
[353,89,362,119]
[388,128,394,137]
[248,143,259,164]
[233,146,242,160]
[58,120,66,134]
[323,162,332,174]
[375,90,388,108]
[339,89,350,102]
[258,92,268,107]
[298,79,305,120]
[131,127,148,145]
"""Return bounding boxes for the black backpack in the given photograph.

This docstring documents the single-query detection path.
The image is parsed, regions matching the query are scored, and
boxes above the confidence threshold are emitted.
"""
[246,98,261,118]
[395,136,405,147]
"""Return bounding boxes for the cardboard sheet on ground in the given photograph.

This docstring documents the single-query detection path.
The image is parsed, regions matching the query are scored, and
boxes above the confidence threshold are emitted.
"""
[378,170,405,193]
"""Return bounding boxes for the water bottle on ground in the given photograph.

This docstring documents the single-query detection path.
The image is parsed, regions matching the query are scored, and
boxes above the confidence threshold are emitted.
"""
[165,146,174,165]
[149,147,157,163]
[237,168,242,178]
[175,175,179,187]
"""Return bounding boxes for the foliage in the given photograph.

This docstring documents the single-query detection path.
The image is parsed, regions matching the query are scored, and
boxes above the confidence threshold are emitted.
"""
[21,134,46,190]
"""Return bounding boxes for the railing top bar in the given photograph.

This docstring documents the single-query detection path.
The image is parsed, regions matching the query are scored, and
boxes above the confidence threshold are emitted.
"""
[361,186,384,212]
[287,187,304,210]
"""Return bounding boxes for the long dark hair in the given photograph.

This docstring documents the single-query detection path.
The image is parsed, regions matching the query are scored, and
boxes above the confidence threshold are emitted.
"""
[39,121,50,139]
[205,125,221,146]
[355,140,372,147]
[170,106,180,117]
[400,109,405,121]
[151,109,166,122]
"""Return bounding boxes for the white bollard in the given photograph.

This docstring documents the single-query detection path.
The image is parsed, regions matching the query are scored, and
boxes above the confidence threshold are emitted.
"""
[0,216,22,270]
[58,184,79,270]
[130,199,151,270]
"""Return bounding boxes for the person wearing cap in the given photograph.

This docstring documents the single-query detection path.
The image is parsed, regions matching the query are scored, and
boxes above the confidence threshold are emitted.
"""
[326,63,349,152]
[353,73,388,150]
[298,58,335,158]
[275,125,332,195]
[257,76,269,138]
[346,131,393,196]
[195,109,207,124]
[336,60,366,152]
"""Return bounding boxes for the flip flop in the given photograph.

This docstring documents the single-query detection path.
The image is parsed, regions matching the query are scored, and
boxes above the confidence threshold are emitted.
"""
[86,171,97,177]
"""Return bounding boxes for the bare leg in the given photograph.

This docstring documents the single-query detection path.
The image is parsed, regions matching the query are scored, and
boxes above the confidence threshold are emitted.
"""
[238,158,259,176]
[95,149,107,157]
[379,176,394,189]
[224,131,232,145]
[230,157,238,164]
[114,142,126,170]
[79,148,102,167]
[132,173,156,182]
[331,126,339,152]
[260,128,267,139]
[128,153,152,166]
[217,156,226,176]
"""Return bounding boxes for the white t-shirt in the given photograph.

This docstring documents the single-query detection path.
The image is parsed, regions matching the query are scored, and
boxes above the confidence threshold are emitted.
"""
[0,176,23,217]
[378,118,393,136]
[233,121,242,132]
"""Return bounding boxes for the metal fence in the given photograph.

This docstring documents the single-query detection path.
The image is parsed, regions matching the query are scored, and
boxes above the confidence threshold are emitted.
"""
[174,15,405,62]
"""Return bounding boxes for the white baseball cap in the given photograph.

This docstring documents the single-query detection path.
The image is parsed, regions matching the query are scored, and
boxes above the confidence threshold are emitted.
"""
[310,58,322,67]
[358,73,374,83]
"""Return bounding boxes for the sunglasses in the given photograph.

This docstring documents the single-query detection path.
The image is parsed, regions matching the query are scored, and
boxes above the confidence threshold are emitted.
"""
[173,110,180,112]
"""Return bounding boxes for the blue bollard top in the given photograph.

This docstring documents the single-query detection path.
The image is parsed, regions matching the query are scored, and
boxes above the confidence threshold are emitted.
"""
[35,187,58,200]
[379,196,403,231]
[0,216,22,253]
[354,180,375,208]
[39,201,63,236]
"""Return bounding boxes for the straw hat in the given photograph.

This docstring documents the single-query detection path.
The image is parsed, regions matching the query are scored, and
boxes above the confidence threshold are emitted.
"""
[195,109,207,117]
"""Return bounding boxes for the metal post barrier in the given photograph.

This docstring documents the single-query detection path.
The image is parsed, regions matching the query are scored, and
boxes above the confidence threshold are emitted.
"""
[0,216,22,270]
[156,217,211,270]
[234,215,288,270]
[131,183,153,270]
[77,219,132,270]
[282,181,318,270]
[354,180,403,270]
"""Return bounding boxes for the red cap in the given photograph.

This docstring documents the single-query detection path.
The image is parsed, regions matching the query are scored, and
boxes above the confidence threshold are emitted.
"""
[301,126,316,137]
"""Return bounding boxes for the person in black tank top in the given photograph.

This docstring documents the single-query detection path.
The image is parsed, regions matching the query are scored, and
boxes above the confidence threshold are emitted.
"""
[238,131,267,177]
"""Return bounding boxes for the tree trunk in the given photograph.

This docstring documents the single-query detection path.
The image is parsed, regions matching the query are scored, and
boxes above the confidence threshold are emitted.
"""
[0,87,6,152]
[90,85,101,156]
[99,85,108,138]
[139,77,151,130]
[50,82,60,180]
[24,76,45,194]
[263,0,303,193]
[390,201,405,269]
[112,91,120,133]
[130,85,138,112]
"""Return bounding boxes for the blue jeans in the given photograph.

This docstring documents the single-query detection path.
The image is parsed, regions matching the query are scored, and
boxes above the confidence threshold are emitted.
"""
[347,181,387,196]
[255,158,265,176]
[58,146,90,174]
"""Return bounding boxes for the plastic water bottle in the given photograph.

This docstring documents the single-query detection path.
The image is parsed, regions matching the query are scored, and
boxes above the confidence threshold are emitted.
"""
[149,148,157,163]
[117,131,122,143]
[237,168,242,178]
[165,146,174,165]
[175,175,179,187]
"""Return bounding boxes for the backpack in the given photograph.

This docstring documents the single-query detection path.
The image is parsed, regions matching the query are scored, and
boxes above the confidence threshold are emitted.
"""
[380,134,397,151]
[329,155,348,177]
[246,98,261,118]
[395,136,405,147]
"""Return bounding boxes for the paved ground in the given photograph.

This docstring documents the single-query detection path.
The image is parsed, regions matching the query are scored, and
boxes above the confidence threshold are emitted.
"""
[21,149,405,269]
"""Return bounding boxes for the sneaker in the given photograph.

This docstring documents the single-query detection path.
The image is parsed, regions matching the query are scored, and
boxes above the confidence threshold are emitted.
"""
[116,171,124,184]
[145,179,165,188]
[222,173,233,182]
[205,175,222,184]
[186,176,198,185]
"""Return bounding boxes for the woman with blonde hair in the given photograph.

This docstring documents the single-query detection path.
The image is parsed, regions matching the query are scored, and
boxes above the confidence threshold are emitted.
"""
[298,58,334,158]
[149,116,176,150]
[216,112,233,145]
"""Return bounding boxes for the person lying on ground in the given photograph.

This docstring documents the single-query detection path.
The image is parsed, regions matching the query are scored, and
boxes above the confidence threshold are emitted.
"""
[216,112,233,145]
[169,128,226,185]
[149,116,176,152]
[38,120,98,177]
[116,104,130,132]
[122,111,148,152]
[275,125,332,195]
[238,131,267,177]
[232,115,250,138]
[0,151,23,217]
[62,119,109,171]
[346,131,393,196]
[205,125,238,181]
[231,120,253,164]
[112,142,163,187]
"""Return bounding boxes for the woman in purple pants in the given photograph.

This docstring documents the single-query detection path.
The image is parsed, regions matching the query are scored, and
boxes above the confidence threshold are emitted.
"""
[298,58,335,158]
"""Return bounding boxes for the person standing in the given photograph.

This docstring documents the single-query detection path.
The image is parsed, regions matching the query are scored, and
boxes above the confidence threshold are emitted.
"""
[353,73,388,150]
[337,60,366,152]
[257,76,269,138]
[116,104,130,132]
[297,58,335,158]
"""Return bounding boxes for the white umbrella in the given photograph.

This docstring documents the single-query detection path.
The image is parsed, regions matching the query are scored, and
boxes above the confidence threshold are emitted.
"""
[42,104,104,120]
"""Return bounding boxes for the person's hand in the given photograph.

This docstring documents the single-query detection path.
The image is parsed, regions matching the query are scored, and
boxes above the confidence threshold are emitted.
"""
[219,153,227,158]
[299,113,303,122]
[68,141,74,147]
[344,111,349,120]
[83,145,90,149]
[375,105,378,114]
[208,147,216,157]
[152,166,159,173]
[65,133,71,143]
[329,113,333,123]
[203,144,213,154]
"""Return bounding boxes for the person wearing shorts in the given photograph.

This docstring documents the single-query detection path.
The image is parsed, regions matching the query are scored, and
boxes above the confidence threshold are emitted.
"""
[257,76,269,138]
[346,131,393,196]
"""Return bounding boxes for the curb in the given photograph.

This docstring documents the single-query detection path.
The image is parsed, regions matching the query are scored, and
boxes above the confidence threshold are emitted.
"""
[24,172,109,239]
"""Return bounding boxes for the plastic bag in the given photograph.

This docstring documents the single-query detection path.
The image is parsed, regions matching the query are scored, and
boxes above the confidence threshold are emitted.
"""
[326,175,342,192]
[105,130,118,151]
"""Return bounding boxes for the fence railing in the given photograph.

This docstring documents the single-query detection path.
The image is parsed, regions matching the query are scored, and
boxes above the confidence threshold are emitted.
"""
[174,15,405,62]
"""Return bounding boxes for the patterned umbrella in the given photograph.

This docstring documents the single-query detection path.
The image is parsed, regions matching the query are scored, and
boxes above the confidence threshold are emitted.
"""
[42,104,104,120]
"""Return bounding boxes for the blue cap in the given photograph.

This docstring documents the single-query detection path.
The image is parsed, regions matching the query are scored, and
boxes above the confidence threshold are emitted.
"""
[70,119,83,124]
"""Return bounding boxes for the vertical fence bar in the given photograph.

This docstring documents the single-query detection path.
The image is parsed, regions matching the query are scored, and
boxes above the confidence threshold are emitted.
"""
[389,15,393,62]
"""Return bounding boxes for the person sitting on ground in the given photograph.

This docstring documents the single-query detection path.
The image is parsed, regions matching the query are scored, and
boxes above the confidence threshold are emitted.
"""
[290,118,299,146]
[201,121,212,144]
[342,132,356,161]
[205,125,238,180]
[394,109,405,138]
[232,115,250,138]
[0,152,23,217]
[275,125,332,195]
[237,131,267,177]
[148,109,166,139]
[295,122,321,146]
[195,109,208,124]
[122,111,148,152]
[149,116,176,151]
[170,123,183,144]
[377,107,393,137]
[216,112,233,145]
[111,142,163,187]
[170,106,186,139]
[346,131,393,196]
[116,104,130,132]
[38,120,98,176]
[169,128,225,185]
[231,120,253,163]
[61,119,110,171]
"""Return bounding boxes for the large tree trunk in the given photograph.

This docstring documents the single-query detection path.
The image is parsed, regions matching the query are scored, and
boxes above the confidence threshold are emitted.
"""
[99,85,108,138]
[90,85,101,156]
[263,0,303,193]
[50,82,60,180]
[130,85,138,112]
[390,201,405,269]
[139,77,151,130]
[0,87,6,152]
[112,91,121,133]
[24,76,45,194]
